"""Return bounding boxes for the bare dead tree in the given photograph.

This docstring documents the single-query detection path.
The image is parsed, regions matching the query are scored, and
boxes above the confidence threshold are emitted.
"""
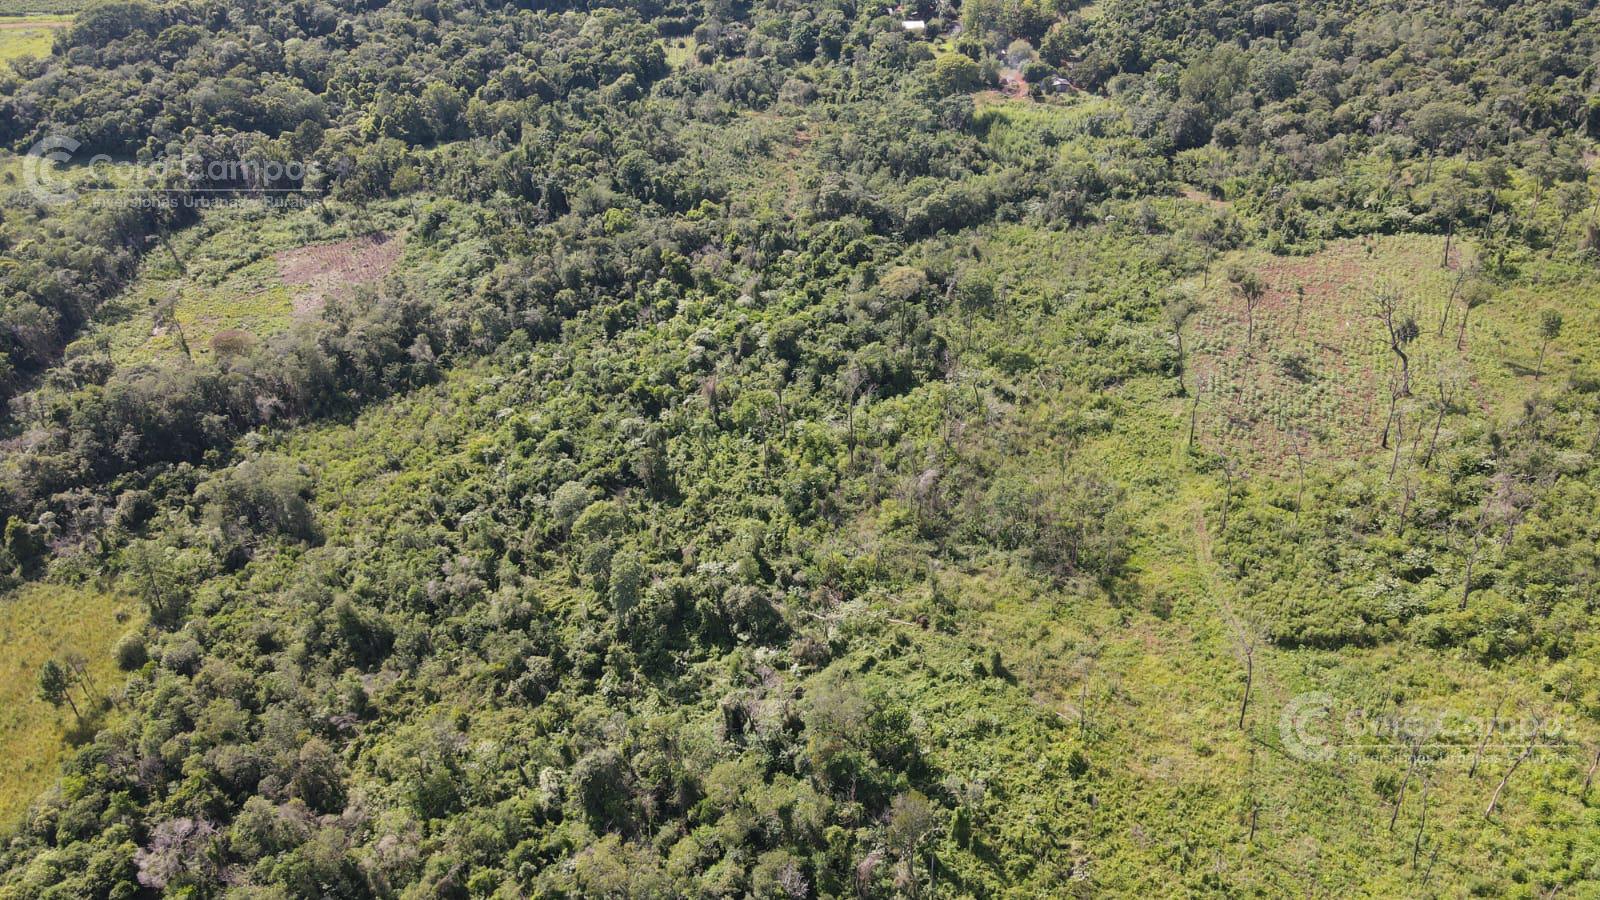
[1460,498,1494,610]
[841,364,871,465]
[1238,640,1255,731]
[1376,289,1419,450]
[155,291,193,362]
[1389,406,1407,481]
[1390,737,1426,832]
[1469,697,1505,780]
[700,373,723,428]
[1290,429,1309,527]
[1581,744,1600,802]
[1485,718,1543,819]
[63,651,99,700]
[1376,289,1419,398]
[1188,375,1207,449]
[1438,266,1469,337]
[1410,775,1430,870]
[1420,844,1441,887]
[1218,453,1237,535]
[148,231,189,279]
[1421,374,1456,469]
[1396,472,1418,538]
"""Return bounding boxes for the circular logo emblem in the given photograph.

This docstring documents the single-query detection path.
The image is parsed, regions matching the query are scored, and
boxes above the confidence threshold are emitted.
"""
[22,134,80,205]
[1280,691,1338,762]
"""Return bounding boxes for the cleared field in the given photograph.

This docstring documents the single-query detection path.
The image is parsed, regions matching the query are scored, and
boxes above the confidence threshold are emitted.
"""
[1184,235,1597,472]
[0,16,65,64]
[73,204,408,366]
[0,583,136,832]
[660,37,695,68]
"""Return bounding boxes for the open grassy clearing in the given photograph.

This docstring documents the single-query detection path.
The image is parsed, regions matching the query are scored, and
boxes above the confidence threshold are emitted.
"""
[0,16,62,66]
[68,202,412,366]
[0,583,136,831]
[660,37,695,68]
[1088,371,1600,893]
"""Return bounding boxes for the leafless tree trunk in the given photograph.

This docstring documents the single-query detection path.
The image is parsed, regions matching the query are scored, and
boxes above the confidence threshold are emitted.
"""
[1218,455,1236,535]
[1469,697,1504,779]
[64,652,99,699]
[1238,643,1254,731]
[1457,298,1476,351]
[155,231,189,278]
[1389,409,1406,480]
[1397,474,1417,538]
[1438,268,1467,337]
[1581,744,1600,801]
[1291,432,1308,526]
[1423,379,1450,468]
[842,366,870,465]
[1390,745,1421,831]
[1377,290,1414,398]
[1381,383,1401,449]
[1188,378,1205,449]
[1460,502,1493,610]
[1410,777,1430,869]
[1486,733,1539,819]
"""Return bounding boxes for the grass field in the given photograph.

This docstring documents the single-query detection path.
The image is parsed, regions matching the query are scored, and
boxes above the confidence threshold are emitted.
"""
[660,37,695,68]
[0,15,65,65]
[0,583,136,832]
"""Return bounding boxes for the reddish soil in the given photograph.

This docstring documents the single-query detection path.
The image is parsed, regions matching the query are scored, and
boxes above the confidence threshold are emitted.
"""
[1179,187,1231,210]
[1187,238,1473,474]
[275,232,402,319]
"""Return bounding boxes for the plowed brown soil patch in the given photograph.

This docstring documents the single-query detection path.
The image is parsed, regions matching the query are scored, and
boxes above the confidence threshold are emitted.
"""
[1186,236,1477,473]
[275,232,402,319]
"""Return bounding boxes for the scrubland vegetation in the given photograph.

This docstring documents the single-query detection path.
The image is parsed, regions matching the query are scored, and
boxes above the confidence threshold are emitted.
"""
[0,0,1598,895]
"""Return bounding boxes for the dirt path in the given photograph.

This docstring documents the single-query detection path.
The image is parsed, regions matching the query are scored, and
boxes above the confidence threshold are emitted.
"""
[0,19,69,29]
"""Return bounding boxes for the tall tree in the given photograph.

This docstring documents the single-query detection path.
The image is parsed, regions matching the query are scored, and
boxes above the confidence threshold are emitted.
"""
[1229,268,1265,348]
[37,659,80,718]
[1535,310,1562,381]
[1163,290,1197,396]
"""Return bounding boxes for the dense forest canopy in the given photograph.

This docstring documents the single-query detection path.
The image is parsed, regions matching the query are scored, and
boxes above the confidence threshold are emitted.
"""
[0,0,1597,895]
